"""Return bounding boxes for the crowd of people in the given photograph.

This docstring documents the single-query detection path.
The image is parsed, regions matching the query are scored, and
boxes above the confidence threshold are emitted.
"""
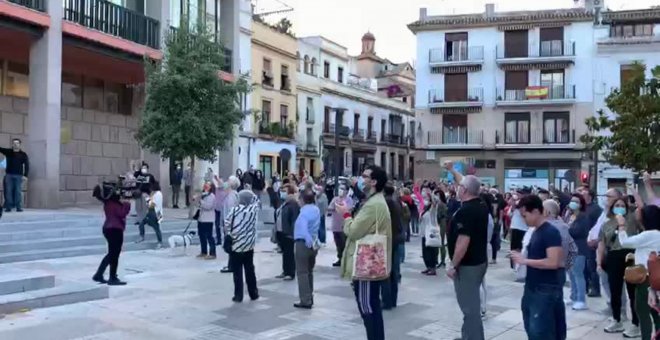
[91,160,660,340]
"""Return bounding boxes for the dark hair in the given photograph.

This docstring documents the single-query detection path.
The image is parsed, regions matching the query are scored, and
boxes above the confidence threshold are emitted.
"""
[367,165,387,193]
[208,182,216,194]
[538,189,550,196]
[586,189,596,203]
[92,184,120,202]
[449,189,457,198]
[571,193,587,212]
[384,184,395,196]
[518,195,544,214]
[641,205,660,231]
[607,197,630,218]
[141,162,149,169]
[301,189,316,205]
[437,190,447,204]
[283,184,296,195]
[480,192,494,208]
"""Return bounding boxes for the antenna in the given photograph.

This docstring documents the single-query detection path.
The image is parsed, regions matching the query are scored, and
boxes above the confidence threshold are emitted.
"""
[252,0,293,17]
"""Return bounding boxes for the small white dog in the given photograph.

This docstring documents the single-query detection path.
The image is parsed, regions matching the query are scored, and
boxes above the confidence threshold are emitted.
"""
[168,231,196,254]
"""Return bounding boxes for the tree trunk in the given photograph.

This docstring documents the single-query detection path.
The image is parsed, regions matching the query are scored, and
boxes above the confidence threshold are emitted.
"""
[188,157,197,219]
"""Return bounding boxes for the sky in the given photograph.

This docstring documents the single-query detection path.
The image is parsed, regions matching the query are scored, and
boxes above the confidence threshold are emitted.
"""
[256,0,659,65]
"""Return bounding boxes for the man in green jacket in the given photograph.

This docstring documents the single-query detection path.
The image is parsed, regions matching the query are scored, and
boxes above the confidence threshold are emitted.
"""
[336,165,391,340]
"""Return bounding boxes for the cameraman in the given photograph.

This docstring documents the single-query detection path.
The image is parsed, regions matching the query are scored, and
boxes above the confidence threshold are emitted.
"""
[92,182,131,285]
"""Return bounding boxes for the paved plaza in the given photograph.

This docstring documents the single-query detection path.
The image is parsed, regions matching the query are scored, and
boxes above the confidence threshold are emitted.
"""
[0,223,631,340]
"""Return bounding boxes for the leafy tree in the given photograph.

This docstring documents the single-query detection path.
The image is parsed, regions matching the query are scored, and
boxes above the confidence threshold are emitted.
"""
[275,18,294,36]
[136,21,250,191]
[582,63,660,174]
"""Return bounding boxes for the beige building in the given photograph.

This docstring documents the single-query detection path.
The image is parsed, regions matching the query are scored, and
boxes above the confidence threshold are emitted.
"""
[249,20,298,178]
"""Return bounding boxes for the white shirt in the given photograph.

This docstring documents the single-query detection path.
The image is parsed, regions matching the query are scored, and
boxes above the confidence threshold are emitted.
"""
[148,191,163,217]
[510,209,529,231]
[618,230,660,267]
[588,211,609,242]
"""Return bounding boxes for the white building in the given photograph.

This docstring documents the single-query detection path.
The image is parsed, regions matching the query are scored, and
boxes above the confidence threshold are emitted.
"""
[296,38,324,177]
[299,36,416,179]
[592,7,660,196]
[409,3,597,189]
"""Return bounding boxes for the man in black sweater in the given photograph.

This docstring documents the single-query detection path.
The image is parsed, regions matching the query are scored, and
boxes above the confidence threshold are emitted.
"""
[1,139,29,212]
[382,183,403,310]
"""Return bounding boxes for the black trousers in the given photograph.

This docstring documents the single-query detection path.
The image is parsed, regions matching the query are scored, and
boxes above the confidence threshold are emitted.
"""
[510,229,526,269]
[333,231,346,261]
[95,228,124,279]
[171,184,181,207]
[184,185,191,207]
[422,237,439,270]
[606,249,639,325]
[278,232,295,277]
[214,210,223,245]
[231,250,259,301]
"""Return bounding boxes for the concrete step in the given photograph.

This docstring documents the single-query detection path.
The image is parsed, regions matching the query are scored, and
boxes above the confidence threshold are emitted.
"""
[0,228,272,264]
[0,269,55,295]
[0,282,108,315]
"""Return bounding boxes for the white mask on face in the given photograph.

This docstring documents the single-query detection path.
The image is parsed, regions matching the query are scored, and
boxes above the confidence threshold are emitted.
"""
[141,168,148,174]
[338,189,346,197]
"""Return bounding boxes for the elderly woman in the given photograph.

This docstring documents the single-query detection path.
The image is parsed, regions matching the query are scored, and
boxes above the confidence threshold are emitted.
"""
[219,176,241,273]
[225,190,260,302]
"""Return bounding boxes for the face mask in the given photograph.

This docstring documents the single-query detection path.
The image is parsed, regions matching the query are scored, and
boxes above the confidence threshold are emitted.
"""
[280,192,287,199]
[357,177,365,192]
[613,207,627,216]
[141,168,147,174]
[568,202,580,211]
[424,200,430,206]
[222,182,228,190]
[338,189,346,197]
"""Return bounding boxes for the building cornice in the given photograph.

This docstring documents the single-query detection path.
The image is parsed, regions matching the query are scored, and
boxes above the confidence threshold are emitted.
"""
[251,38,297,60]
[408,8,593,33]
[297,84,322,95]
[321,86,414,117]
[602,8,660,24]
[321,47,349,62]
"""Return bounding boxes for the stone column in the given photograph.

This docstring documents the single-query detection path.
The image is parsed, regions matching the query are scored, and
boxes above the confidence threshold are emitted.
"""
[27,2,63,208]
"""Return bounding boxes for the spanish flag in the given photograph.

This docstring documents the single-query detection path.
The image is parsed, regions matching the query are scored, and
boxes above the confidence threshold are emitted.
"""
[525,86,549,99]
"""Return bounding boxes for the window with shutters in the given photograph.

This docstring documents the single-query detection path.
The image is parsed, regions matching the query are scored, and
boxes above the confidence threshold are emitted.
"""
[504,112,530,144]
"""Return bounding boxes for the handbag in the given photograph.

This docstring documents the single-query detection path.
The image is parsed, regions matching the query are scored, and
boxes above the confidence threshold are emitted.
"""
[649,251,660,290]
[624,264,648,285]
[424,224,443,247]
[352,212,389,281]
[222,210,236,254]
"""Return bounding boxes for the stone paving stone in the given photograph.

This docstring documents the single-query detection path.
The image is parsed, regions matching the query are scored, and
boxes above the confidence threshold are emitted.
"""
[315,284,358,299]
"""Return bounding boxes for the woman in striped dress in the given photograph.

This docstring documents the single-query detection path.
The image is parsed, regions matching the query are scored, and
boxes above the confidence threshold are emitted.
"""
[225,190,260,302]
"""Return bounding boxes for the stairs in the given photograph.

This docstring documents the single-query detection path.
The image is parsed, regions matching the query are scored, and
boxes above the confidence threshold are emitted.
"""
[0,210,193,264]
[0,268,108,315]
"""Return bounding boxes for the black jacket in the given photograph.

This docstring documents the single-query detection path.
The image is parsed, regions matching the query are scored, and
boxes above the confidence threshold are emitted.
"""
[134,171,156,193]
[0,148,29,177]
[280,199,300,237]
[385,196,404,245]
[170,169,183,186]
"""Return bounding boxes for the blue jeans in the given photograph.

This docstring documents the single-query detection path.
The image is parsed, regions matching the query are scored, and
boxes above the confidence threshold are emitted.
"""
[381,245,400,308]
[318,216,326,244]
[522,284,567,340]
[4,174,23,210]
[569,255,587,303]
[398,243,405,265]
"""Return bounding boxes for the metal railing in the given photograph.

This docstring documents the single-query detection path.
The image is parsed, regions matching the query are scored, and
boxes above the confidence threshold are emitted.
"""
[258,122,293,139]
[8,0,45,11]
[328,123,351,137]
[63,0,161,49]
[429,45,484,63]
[305,143,318,153]
[496,41,576,59]
[366,131,377,143]
[429,87,484,104]
[495,128,576,145]
[428,129,484,145]
[386,133,404,145]
[496,85,576,102]
[352,128,365,141]
[169,26,232,73]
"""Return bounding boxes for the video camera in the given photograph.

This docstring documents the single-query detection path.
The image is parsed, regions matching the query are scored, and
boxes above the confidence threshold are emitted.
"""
[95,176,140,201]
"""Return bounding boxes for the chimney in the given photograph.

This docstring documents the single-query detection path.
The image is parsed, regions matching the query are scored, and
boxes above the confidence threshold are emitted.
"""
[419,8,427,21]
[484,3,495,17]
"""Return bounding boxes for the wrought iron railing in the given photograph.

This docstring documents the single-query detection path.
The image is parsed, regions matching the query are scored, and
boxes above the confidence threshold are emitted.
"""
[63,0,161,49]
[8,0,45,11]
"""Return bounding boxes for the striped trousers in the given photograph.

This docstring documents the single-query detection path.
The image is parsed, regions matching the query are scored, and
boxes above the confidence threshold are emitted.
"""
[353,280,385,340]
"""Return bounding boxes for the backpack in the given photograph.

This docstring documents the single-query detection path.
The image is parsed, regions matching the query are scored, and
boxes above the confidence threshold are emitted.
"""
[649,251,660,291]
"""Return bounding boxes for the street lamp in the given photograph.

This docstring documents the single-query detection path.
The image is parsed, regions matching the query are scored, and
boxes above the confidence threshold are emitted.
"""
[331,107,347,196]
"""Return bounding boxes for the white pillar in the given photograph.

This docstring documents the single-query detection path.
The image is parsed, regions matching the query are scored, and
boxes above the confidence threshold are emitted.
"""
[27,1,63,208]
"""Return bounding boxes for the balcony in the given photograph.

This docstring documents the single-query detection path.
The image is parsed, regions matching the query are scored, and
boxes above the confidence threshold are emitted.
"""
[352,128,366,142]
[427,128,484,149]
[429,46,484,70]
[384,133,405,145]
[8,0,45,11]
[169,26,232,73]
[495,85,576,107]
[496,41,576,69]
[495,128,577,149]
[63,0,161,49]
[366,131,377,143]
[258,122,294,139]
[325,123,351,138]
[305,143,318,154]
[428,88,483,114]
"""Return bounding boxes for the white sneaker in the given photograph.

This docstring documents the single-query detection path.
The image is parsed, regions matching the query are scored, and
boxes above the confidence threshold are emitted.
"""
[571,302,588,310]
[564,299,574,306]
[604,321,624,333]
[623,325,641,338]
